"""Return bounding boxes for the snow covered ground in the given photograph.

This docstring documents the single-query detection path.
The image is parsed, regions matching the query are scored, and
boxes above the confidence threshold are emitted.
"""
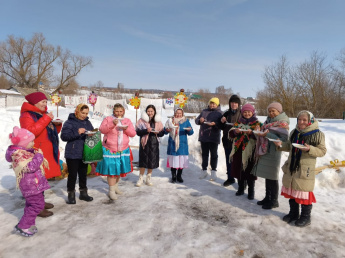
[1,105,345,258]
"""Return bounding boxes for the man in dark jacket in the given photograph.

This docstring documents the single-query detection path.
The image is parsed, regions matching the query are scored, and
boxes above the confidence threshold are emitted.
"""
[219,95,241,186]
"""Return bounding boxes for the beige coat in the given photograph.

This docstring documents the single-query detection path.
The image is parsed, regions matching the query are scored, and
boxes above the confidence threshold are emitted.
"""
[279,121,326,192]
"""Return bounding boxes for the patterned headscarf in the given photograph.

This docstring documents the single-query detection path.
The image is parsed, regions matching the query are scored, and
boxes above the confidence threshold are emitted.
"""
[75,104,89,120]
[297,110,315,125]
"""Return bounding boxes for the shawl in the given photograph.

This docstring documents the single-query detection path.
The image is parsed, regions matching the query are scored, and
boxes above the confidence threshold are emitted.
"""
[229,115,261,170]
[136,118,164,149]
[165,116,186,152]
[28,111,59,164]
[11,148,49,188]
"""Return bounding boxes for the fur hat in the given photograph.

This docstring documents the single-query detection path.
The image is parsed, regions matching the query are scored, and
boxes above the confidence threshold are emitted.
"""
[241,103,255,115]
[267,102,283,113]
[229,95,241,106]
[209,97,220,106]
[25,92,47,105]
[9,126,35,148]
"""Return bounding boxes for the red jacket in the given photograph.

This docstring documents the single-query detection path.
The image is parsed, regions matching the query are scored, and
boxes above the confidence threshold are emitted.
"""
[20,102,62,179]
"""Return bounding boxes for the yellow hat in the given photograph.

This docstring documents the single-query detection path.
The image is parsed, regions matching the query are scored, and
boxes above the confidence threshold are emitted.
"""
[209,97,219,106]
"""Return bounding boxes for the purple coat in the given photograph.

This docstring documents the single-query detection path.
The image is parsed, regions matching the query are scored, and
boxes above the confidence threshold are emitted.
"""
[6,145,50,198]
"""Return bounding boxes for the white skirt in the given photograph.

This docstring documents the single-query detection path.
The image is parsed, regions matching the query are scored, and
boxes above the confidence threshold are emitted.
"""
[167,155,189,169]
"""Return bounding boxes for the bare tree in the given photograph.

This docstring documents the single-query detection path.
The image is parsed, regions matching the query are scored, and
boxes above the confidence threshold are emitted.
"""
[0,74,11,89]
[0,33,92,93]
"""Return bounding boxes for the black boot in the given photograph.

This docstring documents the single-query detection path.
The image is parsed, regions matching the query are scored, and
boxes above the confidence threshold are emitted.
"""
[262,180,279,209]
[171,168,177,183]
[67,191,76,204]
[79,188,93,202]
[257,179,270,205]
[236,180,245,196]
[283,199,300,223]
[247,180,255,200]
[177,169,183,183]
[223,177,236,187]
[295,204,312,227]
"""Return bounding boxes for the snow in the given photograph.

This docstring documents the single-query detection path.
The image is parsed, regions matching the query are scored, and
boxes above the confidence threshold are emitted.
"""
[1,105,345,258]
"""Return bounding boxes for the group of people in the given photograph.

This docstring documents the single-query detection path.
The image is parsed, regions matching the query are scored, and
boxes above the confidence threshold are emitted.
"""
[6,92,326,237]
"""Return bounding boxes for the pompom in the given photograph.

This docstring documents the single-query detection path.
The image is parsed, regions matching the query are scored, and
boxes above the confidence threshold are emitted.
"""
[11,136,20,145]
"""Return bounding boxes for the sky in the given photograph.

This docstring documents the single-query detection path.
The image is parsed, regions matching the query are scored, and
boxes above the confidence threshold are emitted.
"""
[1,0,345,97]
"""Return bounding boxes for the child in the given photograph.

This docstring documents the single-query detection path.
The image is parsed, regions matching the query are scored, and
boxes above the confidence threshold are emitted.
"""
[229,103,261,200]
[135,105,164,186]
[195,97,223,180]
[252,102,289,209]
[61,104,94,204]
[96,103,136,199]
[6,126,50,237]
[274,111,326,227]
[164,108,194,183]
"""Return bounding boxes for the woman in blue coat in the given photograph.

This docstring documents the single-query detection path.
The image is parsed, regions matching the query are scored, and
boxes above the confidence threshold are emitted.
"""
[165,108,194,183]
[61,104,94,204]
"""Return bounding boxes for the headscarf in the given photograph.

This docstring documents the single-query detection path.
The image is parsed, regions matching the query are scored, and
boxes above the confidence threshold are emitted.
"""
[75,104,89,120]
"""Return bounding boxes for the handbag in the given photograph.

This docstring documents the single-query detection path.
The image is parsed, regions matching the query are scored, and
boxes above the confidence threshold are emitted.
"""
[83,131,103,163]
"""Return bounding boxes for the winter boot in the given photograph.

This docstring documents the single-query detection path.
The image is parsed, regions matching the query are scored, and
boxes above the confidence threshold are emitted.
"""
[44,202,54,209]
[171,168,177,183]
[247,180,255,200]
[108,185,117,200]
[114,182,123,195]
[14,225,36,237]
[199,169,208,179]
[146,174,153,186]
[262,180,279,209]
[236,180,245,196]
[295,204,312,227]
[283,199,300,223]
[37,209,54,217]
[257,179,270,205]
[67,191,76,204]
[136,174,144,187]
[210,170,217,181]
[79,188,93,202]
[223,177,235,187]
[177,169,183,183]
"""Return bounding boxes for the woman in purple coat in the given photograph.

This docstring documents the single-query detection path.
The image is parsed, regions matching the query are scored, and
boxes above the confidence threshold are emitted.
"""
[6,127,50,237]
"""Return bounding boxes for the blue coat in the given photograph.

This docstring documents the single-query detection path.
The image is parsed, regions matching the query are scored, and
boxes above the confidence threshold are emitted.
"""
[165,119,194,156]
[60,113,94,159]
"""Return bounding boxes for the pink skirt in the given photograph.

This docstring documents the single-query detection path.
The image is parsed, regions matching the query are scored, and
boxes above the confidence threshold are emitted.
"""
[281,185,316,205]
[167,155,189,169]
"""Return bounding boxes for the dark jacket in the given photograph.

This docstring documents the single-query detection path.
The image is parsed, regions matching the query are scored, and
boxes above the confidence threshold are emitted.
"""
[218,109,241,148]
[195,106,223,144]
[61,113,94,159]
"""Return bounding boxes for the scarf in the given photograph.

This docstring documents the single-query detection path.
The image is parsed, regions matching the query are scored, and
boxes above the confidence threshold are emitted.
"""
[165,116,186,152]
[113,115,124,151]
[11,147,49,188]
[289,128,321,173]
[28,111,59,165]
[75,103,86,120]
[135,118,164,149]
[229,115,261,170]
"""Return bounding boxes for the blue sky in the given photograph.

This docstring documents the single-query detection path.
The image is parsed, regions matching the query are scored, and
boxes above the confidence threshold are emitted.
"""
[1,0,345,97]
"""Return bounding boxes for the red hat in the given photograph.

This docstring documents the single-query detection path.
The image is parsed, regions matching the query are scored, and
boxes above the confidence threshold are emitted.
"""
[241,103,255,115]
[25,92,47,105]
[9,126,35,148]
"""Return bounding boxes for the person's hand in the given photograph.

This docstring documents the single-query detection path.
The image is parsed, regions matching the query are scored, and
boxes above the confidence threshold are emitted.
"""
[147,127,152,133]
[246,129,252,135]
[259,129,269,137]
[113,119,118,125]
[200,117,205,123]
[47,112,54,120]
[221,117,227,123]
[255,125,261,131]
[209,122,215,126]
[235,128,241,134]
[273,140,282,147]
[78,128,86,134]
[165,128,171,132]
[303,143,310,152]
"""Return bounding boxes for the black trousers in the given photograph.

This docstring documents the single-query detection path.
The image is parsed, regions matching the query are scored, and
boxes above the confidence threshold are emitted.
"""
[201,142,219,171]
[66,159,88,192]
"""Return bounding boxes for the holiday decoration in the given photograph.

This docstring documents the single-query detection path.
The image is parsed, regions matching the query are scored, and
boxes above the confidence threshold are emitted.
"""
[166,98,174,105]
[50,93,62,117]
[88,92,98,106]
[174,89,188,108]
[129,96,141,109]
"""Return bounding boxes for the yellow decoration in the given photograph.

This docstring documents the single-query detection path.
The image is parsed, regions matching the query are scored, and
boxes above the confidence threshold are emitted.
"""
[50,94,62,105]
[174,92,188,108]
[129,96,141,109]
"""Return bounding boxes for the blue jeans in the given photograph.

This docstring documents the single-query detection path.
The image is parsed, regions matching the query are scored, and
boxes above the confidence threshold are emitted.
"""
[224,146,235,180]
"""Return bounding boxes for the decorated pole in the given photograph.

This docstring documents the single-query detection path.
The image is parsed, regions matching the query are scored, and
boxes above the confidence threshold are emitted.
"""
[129,91,141,123]
[88,91,98,112]
[50,93,62,117]
[174,88,188,108]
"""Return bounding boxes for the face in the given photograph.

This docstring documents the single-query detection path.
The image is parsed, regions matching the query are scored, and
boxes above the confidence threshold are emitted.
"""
[209,102,217,109]
[268,108,280,118]
[146,108,155,118]
[79,108,89,120]
[26,140,35,149]
[34,99,47,112]
[114,108,124,118]
[242,110,253,119]
[230,102,239,110]
[297,114,309,130]
[175,110,183,118]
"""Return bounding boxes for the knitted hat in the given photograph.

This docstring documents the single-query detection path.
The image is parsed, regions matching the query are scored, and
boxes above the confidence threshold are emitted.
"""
[9,126,35,148]
[267,102,283,113]
[25,92,47,105]
[241,103,255,115]
[229,95,241,106]
[209,97,220,106]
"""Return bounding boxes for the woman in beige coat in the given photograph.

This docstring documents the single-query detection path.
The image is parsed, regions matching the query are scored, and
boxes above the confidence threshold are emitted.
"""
[274,111,326,227]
